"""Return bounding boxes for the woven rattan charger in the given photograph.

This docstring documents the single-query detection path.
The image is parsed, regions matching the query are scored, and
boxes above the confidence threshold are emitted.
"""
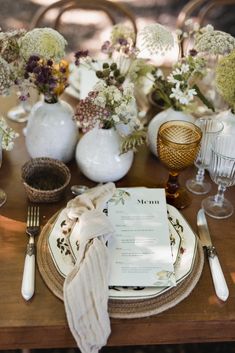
[37,212,204,319]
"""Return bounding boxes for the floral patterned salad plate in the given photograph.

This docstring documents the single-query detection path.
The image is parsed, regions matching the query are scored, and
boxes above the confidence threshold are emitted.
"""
[47,203,197,300]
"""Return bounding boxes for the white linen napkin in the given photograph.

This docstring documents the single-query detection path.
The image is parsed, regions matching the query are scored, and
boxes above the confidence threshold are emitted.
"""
[63,182,116,353]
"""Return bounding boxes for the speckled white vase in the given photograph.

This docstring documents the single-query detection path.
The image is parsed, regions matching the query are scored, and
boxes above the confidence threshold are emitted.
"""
[25,99,78,163]
[75,127,134,182]
[147,108,195,156]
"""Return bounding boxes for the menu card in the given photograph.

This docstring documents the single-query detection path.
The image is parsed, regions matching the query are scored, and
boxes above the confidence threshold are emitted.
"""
[107,188,176,287]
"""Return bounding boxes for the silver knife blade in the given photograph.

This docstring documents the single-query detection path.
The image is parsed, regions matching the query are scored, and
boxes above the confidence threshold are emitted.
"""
[197,208,212,247]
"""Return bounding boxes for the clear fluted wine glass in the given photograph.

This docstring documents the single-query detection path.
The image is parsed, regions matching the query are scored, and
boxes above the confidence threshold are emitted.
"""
[7,90,31,123]
[157,120,202,209]
[0,139,7,207]
[202,134,235,219]
[186,118,224,195]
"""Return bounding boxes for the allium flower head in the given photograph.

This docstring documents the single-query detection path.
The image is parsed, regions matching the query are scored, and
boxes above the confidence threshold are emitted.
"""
[216,49,235,109]
[0,57,12,94]
[195,27,235,55]
[19,28,67,62]
[138,23,174,55]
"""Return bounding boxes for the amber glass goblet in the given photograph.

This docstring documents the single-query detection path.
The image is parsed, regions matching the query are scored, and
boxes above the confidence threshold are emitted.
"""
[157,120,202,209]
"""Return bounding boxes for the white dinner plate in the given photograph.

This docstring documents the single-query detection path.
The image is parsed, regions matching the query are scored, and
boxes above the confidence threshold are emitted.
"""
[48,203,197,300]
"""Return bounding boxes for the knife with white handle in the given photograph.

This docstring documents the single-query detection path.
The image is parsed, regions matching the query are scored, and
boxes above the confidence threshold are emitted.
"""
[197,208,229,301]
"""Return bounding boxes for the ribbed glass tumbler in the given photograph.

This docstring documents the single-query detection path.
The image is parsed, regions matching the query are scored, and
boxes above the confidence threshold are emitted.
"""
[202,134,235,219]
[186,118,224,195]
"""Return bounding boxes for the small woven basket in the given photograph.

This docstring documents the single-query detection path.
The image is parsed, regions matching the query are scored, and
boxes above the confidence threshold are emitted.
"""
[22,157,71,203]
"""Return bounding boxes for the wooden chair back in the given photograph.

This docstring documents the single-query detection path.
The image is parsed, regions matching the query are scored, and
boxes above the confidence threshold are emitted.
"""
[177,0,235,29]
[30,0,137,37]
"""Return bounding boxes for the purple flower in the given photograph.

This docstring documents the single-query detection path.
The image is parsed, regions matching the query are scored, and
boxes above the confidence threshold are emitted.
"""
[25,55,40,73]
[118,38,128,46]
[74,50,89,66]
[60,67,66,73]
[101,41,111,54]
[189,49,198,57]
[47,59,53,66]
[19,93,30,101]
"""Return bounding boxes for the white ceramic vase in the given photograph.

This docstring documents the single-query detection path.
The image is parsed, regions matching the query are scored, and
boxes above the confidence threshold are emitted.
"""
[75,127,134,182]
[147,108,195,156]
[25,99,78,163]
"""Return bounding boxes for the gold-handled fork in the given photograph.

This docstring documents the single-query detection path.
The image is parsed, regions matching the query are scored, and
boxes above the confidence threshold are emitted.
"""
[21,206,40,301]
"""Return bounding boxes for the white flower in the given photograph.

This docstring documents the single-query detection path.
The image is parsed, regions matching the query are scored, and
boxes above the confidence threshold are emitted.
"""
[156,68,164,78]
[203,24,214,32]
[19,28,67,62]
[185,19,193,26]
[170,83,197,105]
[167,74,179,84]
[175,29,183,37]
[94,94,106,108]
[193,22,200,31]
[104,85,122,103]
[178,95,189,105]
[138,23,174,55]
[169,81,194,106]
[115,102,129,116]
[112,87,122,102]
[172,63,189,77]
[195,29,235,55]
[0,57,12,94]
[112,115,120,122]
[187,88,197,100]
[180,63,190,73]
[171,67,181,76]
[0,117,19,150]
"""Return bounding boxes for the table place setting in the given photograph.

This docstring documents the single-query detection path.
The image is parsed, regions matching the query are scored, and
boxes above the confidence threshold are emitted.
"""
[33,181,204,352]
[1,15,235,352]
[37,183,203,316]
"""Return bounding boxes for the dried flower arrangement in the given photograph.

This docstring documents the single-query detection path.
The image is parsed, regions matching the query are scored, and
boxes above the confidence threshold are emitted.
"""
[0,27,68,102]
[73,23,178,153]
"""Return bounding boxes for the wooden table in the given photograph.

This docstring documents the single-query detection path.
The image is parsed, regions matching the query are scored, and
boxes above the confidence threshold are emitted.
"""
[0,94,235,349]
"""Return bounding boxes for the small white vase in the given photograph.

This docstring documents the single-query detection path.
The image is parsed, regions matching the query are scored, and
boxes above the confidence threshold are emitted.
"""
[147,108,195,156]
[75,127,134,182]
[25,99,78,163]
